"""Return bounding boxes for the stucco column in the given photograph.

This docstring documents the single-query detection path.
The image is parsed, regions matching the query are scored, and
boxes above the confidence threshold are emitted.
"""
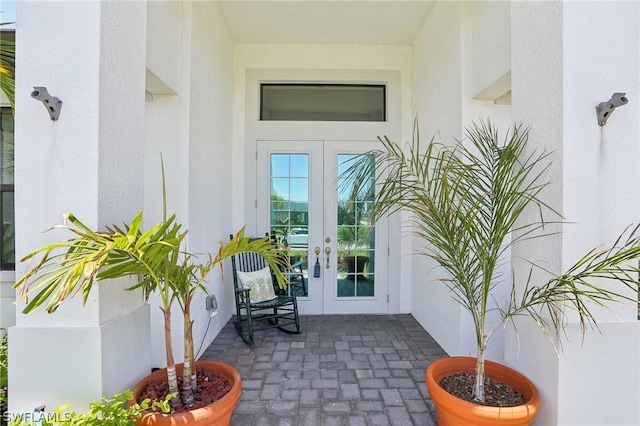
[510,2,640,425]
[9,1,150,412]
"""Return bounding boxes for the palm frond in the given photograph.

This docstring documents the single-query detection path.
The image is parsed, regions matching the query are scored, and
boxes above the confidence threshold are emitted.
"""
[14,211,185,314]
[0,34,14,109]
[505,224,640,346]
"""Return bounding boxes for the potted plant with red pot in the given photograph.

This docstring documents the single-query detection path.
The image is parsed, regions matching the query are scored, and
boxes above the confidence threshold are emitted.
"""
[343,120,640,425]
[14,173,288,425]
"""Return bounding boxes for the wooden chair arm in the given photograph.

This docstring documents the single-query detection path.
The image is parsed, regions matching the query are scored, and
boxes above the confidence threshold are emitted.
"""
[290,260,304,270]
[235,287,251,304]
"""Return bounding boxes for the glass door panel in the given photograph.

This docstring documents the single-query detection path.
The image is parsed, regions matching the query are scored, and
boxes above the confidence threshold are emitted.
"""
[336,154,376,298]
[269,153,309,297]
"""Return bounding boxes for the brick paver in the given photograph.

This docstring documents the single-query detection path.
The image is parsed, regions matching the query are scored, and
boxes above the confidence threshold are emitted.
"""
[201,314,447,425]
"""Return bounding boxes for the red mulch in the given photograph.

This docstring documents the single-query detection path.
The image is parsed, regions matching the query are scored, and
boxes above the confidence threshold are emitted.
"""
[138,367,232,413]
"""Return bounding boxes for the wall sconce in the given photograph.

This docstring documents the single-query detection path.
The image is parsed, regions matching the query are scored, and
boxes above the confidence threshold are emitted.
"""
[205,294,218,318]
[596,92,628,126]
[31,87,63,121]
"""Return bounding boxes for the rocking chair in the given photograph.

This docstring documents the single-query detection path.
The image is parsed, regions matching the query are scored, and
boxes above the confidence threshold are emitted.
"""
[230,234,302,345]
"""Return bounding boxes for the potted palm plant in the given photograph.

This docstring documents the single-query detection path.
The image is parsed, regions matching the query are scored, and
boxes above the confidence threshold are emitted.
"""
[14,171,288,425]
[343,120,640,425]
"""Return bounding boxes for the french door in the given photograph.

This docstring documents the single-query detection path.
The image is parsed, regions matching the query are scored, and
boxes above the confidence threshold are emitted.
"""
[257,140,388,314]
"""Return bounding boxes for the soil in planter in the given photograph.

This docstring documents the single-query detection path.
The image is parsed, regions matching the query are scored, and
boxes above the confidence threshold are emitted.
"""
[138,367,232,413]
[439,372,525,407]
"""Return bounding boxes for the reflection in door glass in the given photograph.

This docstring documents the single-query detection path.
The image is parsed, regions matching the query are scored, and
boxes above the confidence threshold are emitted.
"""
[270,154,309,297]
[336,154,375,297]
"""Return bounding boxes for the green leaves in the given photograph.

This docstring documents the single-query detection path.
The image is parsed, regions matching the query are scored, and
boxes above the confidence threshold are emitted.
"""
[220,227,289,290]
[0,329,6,404]
[14,210,184,314]
[8,390,175,426]
[0,26,14,110]
[506,224,640,352]
[345,120,556,338]
[168,226,289,315]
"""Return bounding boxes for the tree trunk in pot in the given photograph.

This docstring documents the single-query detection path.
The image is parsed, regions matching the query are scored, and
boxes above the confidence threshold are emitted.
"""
[425,356,539,426]
[130,360,242,426]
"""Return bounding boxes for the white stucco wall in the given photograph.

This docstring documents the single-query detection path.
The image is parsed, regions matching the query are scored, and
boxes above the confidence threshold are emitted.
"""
[10,0,149,411]
[508,1,564,423]
[186,0,236,359]
[143,1,235,368]
[0,272,15,330]
[470,1,510,100]
[411,0,513,364]
[510,1,640,425]
[557,2,640,424]
[411,0,465,359]
[146,0,181,94]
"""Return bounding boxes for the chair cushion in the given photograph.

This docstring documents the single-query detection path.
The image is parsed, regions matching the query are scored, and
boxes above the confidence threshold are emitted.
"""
[237,266,277,303]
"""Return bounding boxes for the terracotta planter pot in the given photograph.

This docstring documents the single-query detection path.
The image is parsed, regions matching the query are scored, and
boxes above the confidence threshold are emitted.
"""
[426,356,539,426]
[131,360,242,426]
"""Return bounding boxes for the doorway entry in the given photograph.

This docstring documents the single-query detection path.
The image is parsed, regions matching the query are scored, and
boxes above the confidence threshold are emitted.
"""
[257,140,388,314]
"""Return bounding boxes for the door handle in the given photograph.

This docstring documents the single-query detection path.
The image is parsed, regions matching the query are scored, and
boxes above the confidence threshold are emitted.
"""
[325,247,331,269]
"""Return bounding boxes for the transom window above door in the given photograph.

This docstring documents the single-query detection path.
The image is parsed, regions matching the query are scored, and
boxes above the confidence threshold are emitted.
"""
[260,84,386,122]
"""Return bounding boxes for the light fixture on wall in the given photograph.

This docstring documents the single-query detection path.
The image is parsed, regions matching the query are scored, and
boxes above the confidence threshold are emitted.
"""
[596,92,628,126]
[31,86,63,121]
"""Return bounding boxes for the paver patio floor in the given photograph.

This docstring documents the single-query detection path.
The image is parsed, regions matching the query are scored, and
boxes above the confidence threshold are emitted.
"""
[201,314,447,426]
